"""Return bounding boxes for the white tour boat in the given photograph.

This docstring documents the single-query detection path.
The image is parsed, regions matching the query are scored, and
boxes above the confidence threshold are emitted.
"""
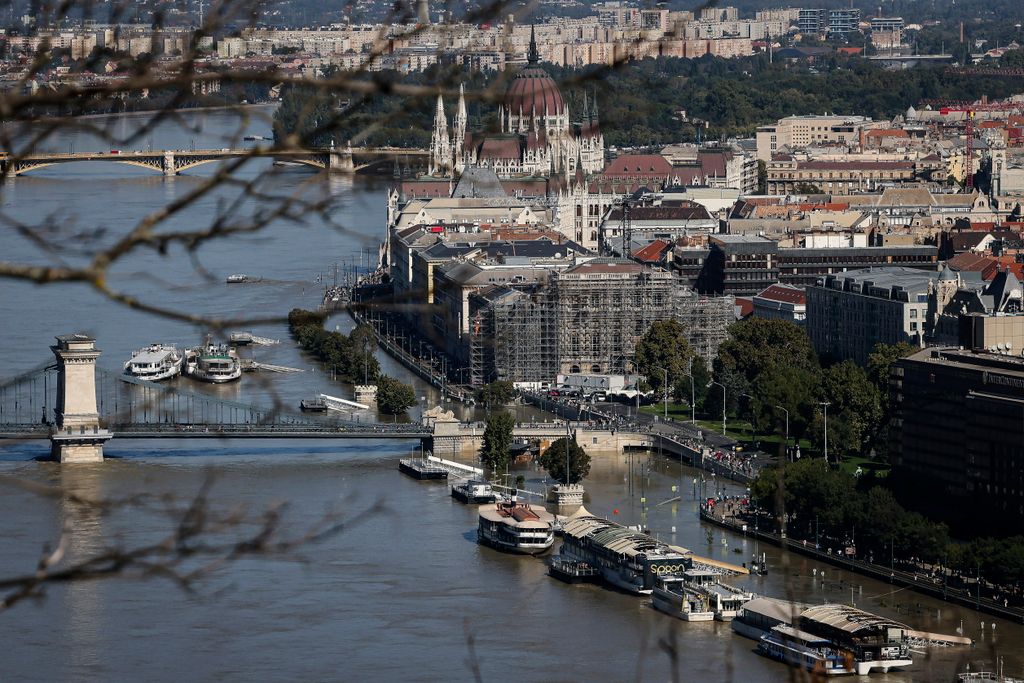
[186,341,242,383]
[123,344,184,381]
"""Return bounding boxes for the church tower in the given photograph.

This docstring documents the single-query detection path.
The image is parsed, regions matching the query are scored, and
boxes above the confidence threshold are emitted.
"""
[429,94,451,176]
[453,84,467,174]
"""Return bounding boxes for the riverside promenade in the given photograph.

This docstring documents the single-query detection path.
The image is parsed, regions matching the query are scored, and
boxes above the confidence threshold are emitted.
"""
[701,506,1024,624]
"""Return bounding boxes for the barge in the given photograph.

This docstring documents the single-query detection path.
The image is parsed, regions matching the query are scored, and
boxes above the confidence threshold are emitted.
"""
[399,458,449,480]
[652,575,715,621]
[451,480,498,504]
[547,556,599,584]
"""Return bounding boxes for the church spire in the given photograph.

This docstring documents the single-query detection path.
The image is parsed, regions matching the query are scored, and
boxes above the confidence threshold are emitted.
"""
[528,24,539,65]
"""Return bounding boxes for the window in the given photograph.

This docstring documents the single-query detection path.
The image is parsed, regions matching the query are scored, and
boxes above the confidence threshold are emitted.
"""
[910,309,917,319]
[910,322,918,331]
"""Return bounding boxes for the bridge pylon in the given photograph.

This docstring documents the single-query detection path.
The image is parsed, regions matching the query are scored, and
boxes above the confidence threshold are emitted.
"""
[328,146,355,173]
[50,334,111,463]
[163,151,176,176]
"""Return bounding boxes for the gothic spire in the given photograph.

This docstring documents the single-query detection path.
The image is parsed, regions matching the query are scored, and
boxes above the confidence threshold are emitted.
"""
[528,24,539,65]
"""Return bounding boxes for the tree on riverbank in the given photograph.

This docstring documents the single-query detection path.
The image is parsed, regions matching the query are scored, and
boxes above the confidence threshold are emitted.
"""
[376,376,416,415]
[750,459,950,563]
[480,412,514,474]
[539,437,590,485]
[477,381,516,408]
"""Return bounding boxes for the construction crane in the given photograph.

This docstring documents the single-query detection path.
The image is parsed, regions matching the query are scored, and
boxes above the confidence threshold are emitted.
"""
[921,98,1024,191]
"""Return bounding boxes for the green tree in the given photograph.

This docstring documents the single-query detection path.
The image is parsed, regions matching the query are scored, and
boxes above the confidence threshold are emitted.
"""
[376,376,416,415]
[634,319,699,395]
[716,318,818,386]
[750,363,819,440]
[539,437,591,485]
[821,359,882,455]
[477,381,516,407]
[672,355,710,408]
[480,411,515,474]
[866,342,916,407]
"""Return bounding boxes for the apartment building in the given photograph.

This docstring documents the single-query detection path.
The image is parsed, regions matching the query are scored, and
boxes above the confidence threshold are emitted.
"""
[755,114,877,161]
[806,267,937,364]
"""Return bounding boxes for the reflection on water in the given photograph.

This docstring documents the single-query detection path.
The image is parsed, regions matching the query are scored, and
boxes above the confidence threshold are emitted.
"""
[58,466,105,677]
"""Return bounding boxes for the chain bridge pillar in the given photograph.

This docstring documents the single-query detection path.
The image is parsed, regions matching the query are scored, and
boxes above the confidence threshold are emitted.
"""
[50,334,112,463]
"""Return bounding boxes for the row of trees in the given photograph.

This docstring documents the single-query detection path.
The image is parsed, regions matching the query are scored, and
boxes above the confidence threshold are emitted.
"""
[287,308,415,415]
[751,459,950,563]
[636,317,916,462]
[750,459,1024,586]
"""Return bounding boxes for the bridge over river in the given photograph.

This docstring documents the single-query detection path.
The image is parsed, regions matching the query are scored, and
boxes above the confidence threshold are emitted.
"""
[0,338,661,463]
[0,145,429,176]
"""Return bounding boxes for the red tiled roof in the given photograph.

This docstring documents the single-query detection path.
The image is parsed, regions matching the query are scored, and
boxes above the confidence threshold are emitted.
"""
[947,252,998,279]
[864,129,909,139]
[401,180,450,198]
[755,284,806,305]
[632,239,672,263]
[604,154,673,176]
[735,297,754,318]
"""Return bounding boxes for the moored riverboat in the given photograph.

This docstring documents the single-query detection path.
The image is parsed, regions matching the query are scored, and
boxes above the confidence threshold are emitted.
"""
[477,500,555,555]
[123,344,183,381]
[558,506,693,595]
[185,341,242,383]
[754,603,913,676]
[399,458,448,480]
[547,556,599,584]
[652,575,715,621]
[451,480,498,504]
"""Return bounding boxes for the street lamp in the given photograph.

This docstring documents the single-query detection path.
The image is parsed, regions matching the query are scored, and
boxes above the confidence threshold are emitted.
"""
[686,357,696,424]
[710,381,726,435]
[819,401,831,465]
[775,405,790,461]
[658,366,669,421]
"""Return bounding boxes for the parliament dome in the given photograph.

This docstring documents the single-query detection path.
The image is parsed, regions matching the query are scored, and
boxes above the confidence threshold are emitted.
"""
[504,67,565,115]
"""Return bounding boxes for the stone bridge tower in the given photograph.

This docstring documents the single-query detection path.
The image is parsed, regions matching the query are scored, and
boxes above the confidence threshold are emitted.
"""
[50,334,111,463]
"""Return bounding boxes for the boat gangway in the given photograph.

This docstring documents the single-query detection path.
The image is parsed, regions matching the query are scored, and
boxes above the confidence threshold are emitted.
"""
[240,360,303,373]
[230,332,281,346]
[320,393,370,411]
[426,455,483,478]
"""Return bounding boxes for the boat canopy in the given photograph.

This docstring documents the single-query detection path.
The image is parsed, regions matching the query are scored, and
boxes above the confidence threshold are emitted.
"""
[800,604,909,637]
[561,514,687,561]
[740,597,807,624]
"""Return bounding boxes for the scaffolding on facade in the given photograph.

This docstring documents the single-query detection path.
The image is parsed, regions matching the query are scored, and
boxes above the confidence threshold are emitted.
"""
[550,262,674,375]
[490,289,558,385]
[673,290,735,365]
